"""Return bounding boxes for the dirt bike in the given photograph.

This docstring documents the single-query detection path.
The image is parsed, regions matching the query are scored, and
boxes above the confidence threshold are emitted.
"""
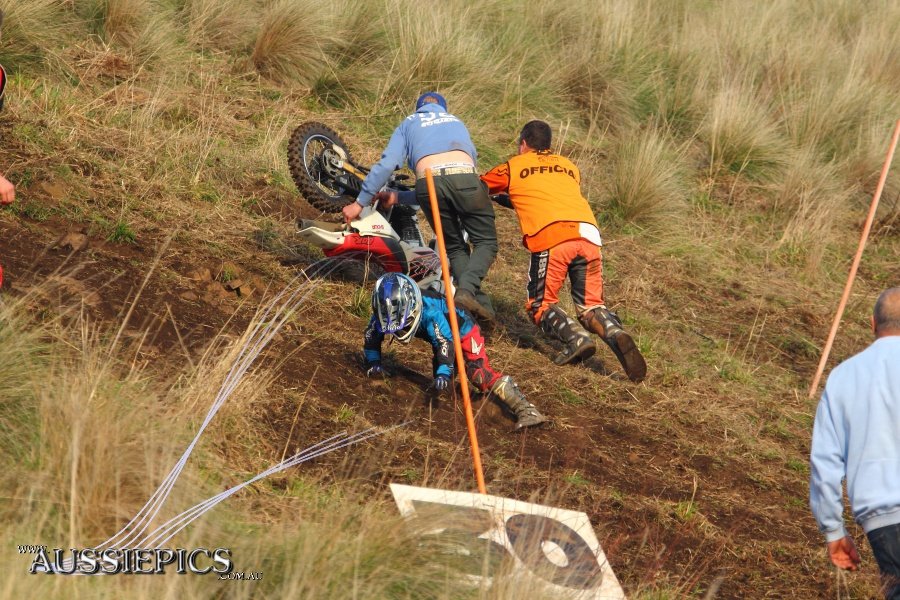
[287,122,441,287]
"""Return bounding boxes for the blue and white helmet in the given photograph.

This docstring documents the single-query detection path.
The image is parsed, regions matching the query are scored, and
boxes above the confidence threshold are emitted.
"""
[372,273,423,343]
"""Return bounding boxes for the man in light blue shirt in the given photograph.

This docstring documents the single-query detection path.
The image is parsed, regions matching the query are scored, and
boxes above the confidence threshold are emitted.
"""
[810,287,900,598]
[342,92,498,322]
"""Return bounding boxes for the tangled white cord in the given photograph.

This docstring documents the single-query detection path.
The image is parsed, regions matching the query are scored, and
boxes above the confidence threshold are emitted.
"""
[53,257,395,572]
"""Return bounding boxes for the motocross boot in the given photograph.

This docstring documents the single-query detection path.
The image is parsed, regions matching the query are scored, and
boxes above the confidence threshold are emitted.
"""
[490,375,548,430]
[579,306,647,383]
[540,306,596,365]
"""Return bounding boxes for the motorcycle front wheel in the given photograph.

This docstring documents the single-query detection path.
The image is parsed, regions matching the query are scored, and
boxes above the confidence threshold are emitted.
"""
[287,122,360,214]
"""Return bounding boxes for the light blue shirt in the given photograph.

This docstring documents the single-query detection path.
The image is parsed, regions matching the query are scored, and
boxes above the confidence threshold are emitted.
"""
[810,336,900,541]
[356,104,477,206]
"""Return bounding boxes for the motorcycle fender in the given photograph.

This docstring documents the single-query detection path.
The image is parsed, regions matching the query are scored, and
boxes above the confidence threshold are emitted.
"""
[353,208,401,241]
[296,221,348,250]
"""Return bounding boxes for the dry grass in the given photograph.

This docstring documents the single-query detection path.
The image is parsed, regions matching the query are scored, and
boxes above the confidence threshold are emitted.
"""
[0,287,576,599]
[370,0,513,116]
[307,0,387,108]
[0,0,64,64]
[603,125,687,227]
[68,0,175,62]
[0,293,49,468]
[250,0,338,86]
[182,0,253,52]
[537,2,653,136]
[102,0,150,45]
[698,77,788,181]
[776,147,855,269]
[0,284,200,546]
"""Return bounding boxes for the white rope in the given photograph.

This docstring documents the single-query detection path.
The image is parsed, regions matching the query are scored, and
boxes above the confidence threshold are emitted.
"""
[96,267,323,551]
[139,424,405,549]
[60,256,381,568]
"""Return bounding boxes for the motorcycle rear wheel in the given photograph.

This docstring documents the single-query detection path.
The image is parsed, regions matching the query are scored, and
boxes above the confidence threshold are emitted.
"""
[287,122,360,214]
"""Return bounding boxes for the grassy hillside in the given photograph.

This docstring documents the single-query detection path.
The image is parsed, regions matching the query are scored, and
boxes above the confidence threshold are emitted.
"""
[1,0,899,598]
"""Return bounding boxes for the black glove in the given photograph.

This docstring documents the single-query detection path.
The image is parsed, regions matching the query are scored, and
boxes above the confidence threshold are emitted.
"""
[491,193,512,209]
[366,363,386,378]
[431,375,450,392]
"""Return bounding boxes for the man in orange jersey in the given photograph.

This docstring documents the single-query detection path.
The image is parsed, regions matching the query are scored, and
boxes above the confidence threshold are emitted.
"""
[481,120,646,382]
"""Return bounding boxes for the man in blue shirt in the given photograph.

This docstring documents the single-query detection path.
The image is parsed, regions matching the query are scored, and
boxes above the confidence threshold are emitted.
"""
[810,287,900,598]
[342,92,498,322]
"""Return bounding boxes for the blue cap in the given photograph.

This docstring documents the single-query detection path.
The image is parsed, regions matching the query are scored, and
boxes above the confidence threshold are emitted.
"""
[415,92,447,111]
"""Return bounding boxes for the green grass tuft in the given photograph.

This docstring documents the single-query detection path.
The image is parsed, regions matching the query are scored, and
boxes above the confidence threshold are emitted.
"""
[107,219,137,244]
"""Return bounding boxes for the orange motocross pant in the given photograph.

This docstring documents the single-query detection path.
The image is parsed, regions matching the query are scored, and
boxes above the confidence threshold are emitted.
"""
[525,238,604,325]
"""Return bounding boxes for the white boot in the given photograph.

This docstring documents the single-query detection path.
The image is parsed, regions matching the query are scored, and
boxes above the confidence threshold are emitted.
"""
[491,376,548,430]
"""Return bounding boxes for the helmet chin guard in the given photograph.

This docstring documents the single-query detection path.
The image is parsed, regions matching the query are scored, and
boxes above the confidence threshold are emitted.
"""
[372,273,422,343]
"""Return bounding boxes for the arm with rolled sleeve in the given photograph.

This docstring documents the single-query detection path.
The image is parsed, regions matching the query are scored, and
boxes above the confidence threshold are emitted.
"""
[809,389,849,542]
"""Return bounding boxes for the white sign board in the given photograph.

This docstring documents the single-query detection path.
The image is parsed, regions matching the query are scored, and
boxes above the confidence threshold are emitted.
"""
[390,484,625,599]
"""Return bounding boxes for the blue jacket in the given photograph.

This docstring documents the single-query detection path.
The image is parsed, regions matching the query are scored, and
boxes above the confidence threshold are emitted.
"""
[363,289,475,378]
[356,104,478,206]
[810,336,900,541]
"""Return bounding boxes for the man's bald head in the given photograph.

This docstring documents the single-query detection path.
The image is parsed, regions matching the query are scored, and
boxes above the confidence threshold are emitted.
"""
[873,287,900,337]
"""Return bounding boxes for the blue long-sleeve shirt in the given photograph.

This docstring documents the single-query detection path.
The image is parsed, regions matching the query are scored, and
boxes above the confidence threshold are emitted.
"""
[355,103,478,206]
[809,336,900,541]
[363,289,476,378]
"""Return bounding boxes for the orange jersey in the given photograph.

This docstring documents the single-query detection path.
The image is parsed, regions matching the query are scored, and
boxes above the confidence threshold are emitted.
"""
[481,150,599,252]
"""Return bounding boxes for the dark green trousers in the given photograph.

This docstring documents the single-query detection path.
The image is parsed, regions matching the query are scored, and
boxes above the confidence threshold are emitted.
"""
[416,173,497,311]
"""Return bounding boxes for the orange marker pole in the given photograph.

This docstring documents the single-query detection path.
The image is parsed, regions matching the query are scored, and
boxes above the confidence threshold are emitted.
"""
[808,119,900,399]
[425,169,487,494]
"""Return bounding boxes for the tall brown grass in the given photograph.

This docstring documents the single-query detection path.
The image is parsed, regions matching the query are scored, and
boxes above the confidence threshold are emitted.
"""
[102,0,150,46]
[604,125,687,227]
[371,0,510,115]
[67,0,175,62]
[182,0,253,53]
[7,0,896,249]
[698,77,788,181]
[0,0,64,64]
[776,147,854,269]
[250,0,339,85]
